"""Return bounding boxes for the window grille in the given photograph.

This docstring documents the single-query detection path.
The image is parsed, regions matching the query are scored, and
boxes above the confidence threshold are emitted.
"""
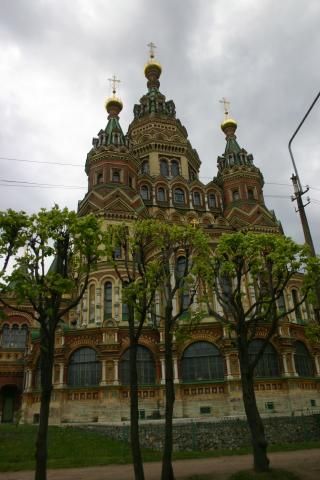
[248,340,280,378]
[67,348,101,387]
[119,346,156,385]
[182,341,224,382]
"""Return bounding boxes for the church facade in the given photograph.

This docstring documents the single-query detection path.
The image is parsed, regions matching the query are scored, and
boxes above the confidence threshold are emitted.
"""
[1,51,320,424]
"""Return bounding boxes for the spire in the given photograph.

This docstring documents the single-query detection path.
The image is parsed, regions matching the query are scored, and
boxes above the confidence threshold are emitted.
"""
[144,41,162,90]
[105,74,123,118]
[219,97,241,156]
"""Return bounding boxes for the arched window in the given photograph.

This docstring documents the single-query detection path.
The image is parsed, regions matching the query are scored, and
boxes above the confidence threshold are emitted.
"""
[104,282,112,320]
[67,348,101,387]
[11,325,19,346]
[291,289,302,323]
[140,185,150,200]
[182,341,224,382]
[112,170,120,183]
[171,160,179,177]
[294,341,314,377]
[176,256,189,311]
[119,346,156,385]
[16,325,28,348]
[174,188,185,204]
[176,256,186,278]
[232,190,240,201]
[89,284,95,323]
[157,187,166,202]
[277,292,286,314]
[248,340,280,378]
[208,194,217,208]
[160,159,169,177]
[193,191,201,206]
[1,325,10,347]
[247,188,255,200]
[96,172,103,184]
[141,160,149,174]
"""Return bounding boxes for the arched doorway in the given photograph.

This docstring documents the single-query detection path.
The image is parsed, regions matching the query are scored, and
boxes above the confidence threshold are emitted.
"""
[1,385,18,423]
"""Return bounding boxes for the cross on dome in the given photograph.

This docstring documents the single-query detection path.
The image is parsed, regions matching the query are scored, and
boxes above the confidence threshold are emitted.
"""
[147,41,156,59]
[219,97,231,119]
[108,74,121,97]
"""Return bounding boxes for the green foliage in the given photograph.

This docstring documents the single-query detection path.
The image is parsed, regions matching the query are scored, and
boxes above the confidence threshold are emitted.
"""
[0,205,105,324]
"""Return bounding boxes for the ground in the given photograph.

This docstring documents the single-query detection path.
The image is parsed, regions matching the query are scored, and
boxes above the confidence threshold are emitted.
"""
[0,449,319,480]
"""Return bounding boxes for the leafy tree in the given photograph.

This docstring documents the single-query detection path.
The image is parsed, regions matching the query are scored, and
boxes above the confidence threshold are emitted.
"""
[104,221,162,480]
[147,222,210,480]
[0,206,104,480]
[205,232,320,472]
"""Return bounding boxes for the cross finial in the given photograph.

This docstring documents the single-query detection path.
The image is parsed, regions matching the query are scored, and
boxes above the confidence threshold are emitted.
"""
[108,74,121,97]
[147,41,156,59]
[219,97,231,119]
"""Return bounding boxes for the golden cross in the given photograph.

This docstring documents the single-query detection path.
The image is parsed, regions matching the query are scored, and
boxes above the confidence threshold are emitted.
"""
[108,74,121,96]
[147,41,156,59]
[190,218,198,228]
[219,97,231,119]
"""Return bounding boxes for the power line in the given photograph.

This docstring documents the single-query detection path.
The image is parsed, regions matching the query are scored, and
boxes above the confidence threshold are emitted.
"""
[0,156,83,167]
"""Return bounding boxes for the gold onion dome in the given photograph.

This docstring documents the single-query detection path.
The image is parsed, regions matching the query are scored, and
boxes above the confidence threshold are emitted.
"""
[144,58,162,78]
[105,96,123,116]
[221,117,237,134]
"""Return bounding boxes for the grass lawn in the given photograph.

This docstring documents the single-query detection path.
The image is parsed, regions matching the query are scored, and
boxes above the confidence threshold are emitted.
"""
[0,424,319,472]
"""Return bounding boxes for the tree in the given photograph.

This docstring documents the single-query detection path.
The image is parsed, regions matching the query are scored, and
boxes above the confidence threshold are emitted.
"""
[146,222,210,480]
[0,206,104,480]
[206,232,320,472]
[104,221,162,480]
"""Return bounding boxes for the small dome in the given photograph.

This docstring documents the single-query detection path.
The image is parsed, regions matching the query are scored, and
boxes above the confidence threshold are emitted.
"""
[221,117,237,133]
[144,59,162,79]
[105,96,123,116]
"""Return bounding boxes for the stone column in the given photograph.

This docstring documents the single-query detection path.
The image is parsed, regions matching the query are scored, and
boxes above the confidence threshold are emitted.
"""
[225,354,233,380]
[173,357,179,384]
[100,360,107,386]
[160,358,165,384]
[281,353,290,377]
[290,352,298,376]
[113,359,119,385]
[81,292,88,327]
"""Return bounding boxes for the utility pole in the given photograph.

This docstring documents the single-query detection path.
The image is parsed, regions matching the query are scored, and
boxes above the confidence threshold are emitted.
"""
[289,90,320,323]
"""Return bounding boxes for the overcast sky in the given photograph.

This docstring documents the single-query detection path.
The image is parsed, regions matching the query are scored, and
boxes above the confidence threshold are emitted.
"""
[0,0,319,252]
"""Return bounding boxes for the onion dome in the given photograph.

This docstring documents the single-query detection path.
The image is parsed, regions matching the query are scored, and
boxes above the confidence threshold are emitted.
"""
[105,96,123,117]
[221,117,237,136]
[144,42,162,89]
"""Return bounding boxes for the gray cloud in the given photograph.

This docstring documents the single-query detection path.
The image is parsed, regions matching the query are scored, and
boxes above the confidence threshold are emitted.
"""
[0,0,319,251]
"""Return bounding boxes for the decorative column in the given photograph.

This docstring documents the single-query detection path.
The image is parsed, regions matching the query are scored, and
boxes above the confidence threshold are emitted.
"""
[113,359,119,385]
[225,354,233,380]
[56,363,65,388]
[173,357,179,383]
[290,352,298,376]
[160,358,165,384]
[281,353,290,377]
[81,292,88,327]
[100,360,107,386]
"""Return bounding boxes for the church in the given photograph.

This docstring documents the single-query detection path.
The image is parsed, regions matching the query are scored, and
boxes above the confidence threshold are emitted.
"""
[1,46,319,424]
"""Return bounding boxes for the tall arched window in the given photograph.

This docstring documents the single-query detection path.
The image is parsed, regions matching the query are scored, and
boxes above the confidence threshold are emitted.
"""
[174,188,185,204]
[140,185,150,200]
[16,325,28,348]
[294,341,314,377]
[171,160,179,177]
[176,256,189,310]
[104,282,112,320]
[67,348,101,386]
[291,289,302,323]
[208,193,217,208]
[1,325,10,347]
[157,187,166,202]
[193,191,201,206]
[141,160,149,174]
[112,170,120,183]
[122,282,129,321]
[232,190,240,201]
[160,159,169,177]
[182,341,224,382]
[119,346,156,385]
[248,340,280,377]
[89,284,95,323]
[277,292,286,314]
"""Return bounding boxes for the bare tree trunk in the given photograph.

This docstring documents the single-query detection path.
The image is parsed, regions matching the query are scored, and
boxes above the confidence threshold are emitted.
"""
[129,336,145,480]
[34,326,54,480]
[161,310,175,480]
[238,345,270,472]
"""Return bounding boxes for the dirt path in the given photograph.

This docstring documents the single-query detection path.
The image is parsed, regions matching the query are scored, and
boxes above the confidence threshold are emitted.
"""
[1,449,319,480]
